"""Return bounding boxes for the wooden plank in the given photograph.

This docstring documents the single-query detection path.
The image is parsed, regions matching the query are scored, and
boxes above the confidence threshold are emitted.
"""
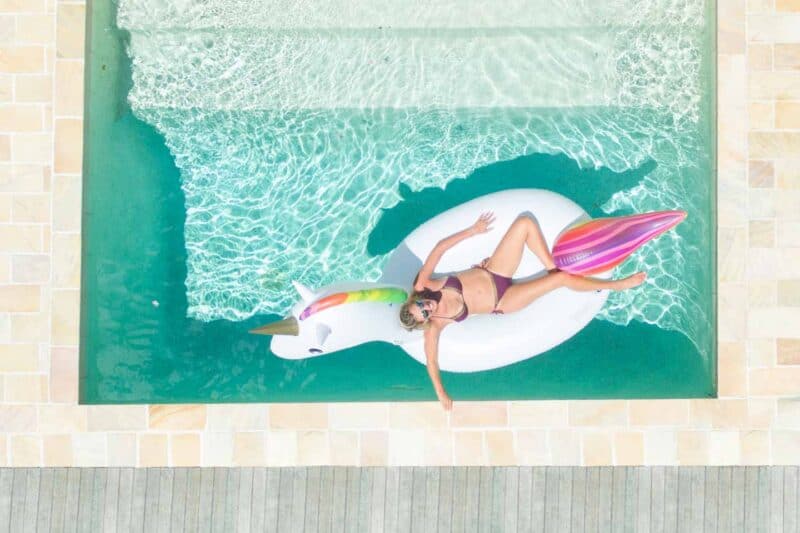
[0,468,13,532]
[264,467,281,533]
[196,466,215,533]
[464,467,481,533]
[276,468,293,533]
[169,468,188,533]
[9,468,27,533]
[451,466,468,533]
[184,468,202,533]
[676,466,692,533]
[369,468,387,533]
[210,468,228,533]
[504,467,520,533]
[784,466,798,533]
[224,468,240,533]
[89,467,107,533]
[345,467,362,533]
[330,467,348,533]
[358,467,373,533]
[689,468,705,533]
[703,467,718,533]
[556,467,571,533]
[636,467,652,533]
[22,468,40,533]
[610,467,626,533]
[303,467,320,533]
[717,467,732,533]
[289,468,306,533]
[76,468,95,533]
[770,467,784,533]
[316,467,334,533]
[383,467,400,533]
[648,466,663,533]
[35,468,55,533]
[396,467,413,533]
[490,467,506,533]
[662,466,679,533]
[438,467,454,533]
[155,468,174,533]
[143,468,161,533]
[744,466,760,533]
[517,467,533,533]
[250,468,266,533]
[758,466,770,533]
[410,467,427,533]
[543,466,560,533]
[731,467,746,533]
[584,467,600,533]
[478,467,494,533]
[598,466,613,533]
[116,468,134,533]
[423,467,439,533]
[65,468,82,533]
[623,467,637,533]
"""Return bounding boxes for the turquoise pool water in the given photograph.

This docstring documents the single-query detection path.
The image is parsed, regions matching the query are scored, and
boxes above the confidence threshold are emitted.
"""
[81,0,716,402]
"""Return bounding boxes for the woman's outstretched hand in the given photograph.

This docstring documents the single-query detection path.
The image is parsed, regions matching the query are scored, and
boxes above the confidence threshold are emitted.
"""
[470,212,495,235]
[437,390,453,411]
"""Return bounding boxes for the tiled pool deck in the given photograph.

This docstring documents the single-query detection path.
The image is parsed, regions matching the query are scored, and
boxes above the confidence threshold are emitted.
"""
[1,0,799,468]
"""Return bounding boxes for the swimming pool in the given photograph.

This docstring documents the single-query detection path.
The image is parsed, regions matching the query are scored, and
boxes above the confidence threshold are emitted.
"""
[81,0,716,402]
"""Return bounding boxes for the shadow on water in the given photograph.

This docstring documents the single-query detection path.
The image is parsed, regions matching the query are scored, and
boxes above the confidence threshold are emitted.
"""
[368,152,657,256]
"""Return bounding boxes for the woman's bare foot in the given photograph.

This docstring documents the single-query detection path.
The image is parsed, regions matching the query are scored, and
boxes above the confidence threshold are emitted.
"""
[615,272,647,290]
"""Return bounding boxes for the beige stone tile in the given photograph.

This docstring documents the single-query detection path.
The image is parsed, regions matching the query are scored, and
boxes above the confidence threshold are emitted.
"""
[0,75,9,102]
[14,74,51,103]
[0,435,5,466]
[423,430,453,466]
[139,434,168,467]
[55,60,82,116]
[776,101,800,128]
[0,0,46,11]
[719,0,746,54]
[777,221,800,247]
[52,175,80,231]
[748,398,777,428]
[582,432,612,466]
[749,160,774,188]
[43,434,72,466]
[750,367,800,395]
[330,431,358,466]
[741,430,771,464]
[297,430,329,465]
[0,225,41,252]
[233,432,266,466]
[360,431,388,466]
[0,343,38,371]
[0,193,9,220]
[718,342,747,397]
[629,400,688,426]
[15,14,54,43]
[0,135,9,162]
[677,431,709,465]
[773,431,800,464]
[749,101,774,130]
[0,164,45,192]
[550,430,580,466]
[776,398,800,427]
[0,46,45,73]
[3,373,46,402]
[50,346,78,402]
[777,0,800,9]
[707,431,741,465]
[748,189,776,218]
[52,233,81,288]
[107,433,137,467]
[149,405,206,430]
[778,280,800,306]
[10,435,41,466]
[750,132,800,158]
[515,430,549,465]
[264,431,296,467]
[51,289,78,345]
[643,431,677,465]
[56,4,84,59]
[776,159,800,188]
[202,432,234,466]
[12,133,51,163]
[509,401,568,427]
[749,220,775,247]
[170,433,201,467]
[750,71,800,101]
[205,404,267,430]
[613,432,644,466]
[388,403,447,429]
[719,227,746,282]
[269,403,327,430]
[73,433,106,467]
[54,118,82,173]
[569,400,627,427]
[450,402,507,427]
[0,405,36,431]
[87,406,147,431]
[748,250,800,280]
[689,400,749,429]
[329,403,387,429]
[0,256,8,282]
[453,431,484,466]
[38,405,86,433]
[749,14,800,41]
[748,307,800,338]
[485,431,514,466]
[748,43,773,70]
[11,313,48,343]
[0,15,13,45]
[11,254,48,283]
[778,338,800,364]
[775,43,800,70]
[0,104,42,131]
[11,194,48,224]
[388,430,425,465]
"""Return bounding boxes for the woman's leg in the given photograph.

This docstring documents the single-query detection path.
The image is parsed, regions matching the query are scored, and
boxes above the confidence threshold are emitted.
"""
[496,271,646,314]
[485,215,556,278]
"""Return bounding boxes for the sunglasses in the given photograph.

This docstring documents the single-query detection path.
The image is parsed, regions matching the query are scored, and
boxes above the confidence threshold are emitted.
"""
[414,300,430,320]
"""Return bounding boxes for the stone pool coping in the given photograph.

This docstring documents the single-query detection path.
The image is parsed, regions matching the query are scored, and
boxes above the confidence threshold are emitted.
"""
[1,0,799,467]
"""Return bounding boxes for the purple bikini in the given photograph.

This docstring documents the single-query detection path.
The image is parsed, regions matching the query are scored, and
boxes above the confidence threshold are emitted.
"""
[424,268,513,322]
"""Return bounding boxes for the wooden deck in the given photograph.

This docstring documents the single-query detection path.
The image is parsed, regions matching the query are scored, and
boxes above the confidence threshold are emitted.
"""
[0,467,796,532]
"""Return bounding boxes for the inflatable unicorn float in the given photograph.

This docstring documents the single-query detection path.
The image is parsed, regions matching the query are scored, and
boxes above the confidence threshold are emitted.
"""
[251,189,685,372]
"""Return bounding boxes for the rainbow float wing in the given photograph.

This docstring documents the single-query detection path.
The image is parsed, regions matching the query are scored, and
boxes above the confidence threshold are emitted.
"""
[552,210,687,276]
[299,287,408,321]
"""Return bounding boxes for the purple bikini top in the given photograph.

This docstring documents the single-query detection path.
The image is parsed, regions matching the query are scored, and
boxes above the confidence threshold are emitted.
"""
[420,276,468,322]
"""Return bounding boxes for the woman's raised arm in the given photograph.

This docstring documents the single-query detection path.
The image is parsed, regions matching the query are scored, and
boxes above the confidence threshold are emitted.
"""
[424,326,453,411]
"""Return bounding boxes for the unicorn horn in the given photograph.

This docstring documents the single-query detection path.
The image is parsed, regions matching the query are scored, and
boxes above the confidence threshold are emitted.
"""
[249,317,299,336]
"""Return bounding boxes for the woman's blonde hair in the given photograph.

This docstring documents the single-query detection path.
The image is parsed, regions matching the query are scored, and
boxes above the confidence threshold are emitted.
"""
[399,293,430,331]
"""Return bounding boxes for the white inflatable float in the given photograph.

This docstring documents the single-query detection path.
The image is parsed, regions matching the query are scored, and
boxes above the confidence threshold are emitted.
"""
[252,189,685,372]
